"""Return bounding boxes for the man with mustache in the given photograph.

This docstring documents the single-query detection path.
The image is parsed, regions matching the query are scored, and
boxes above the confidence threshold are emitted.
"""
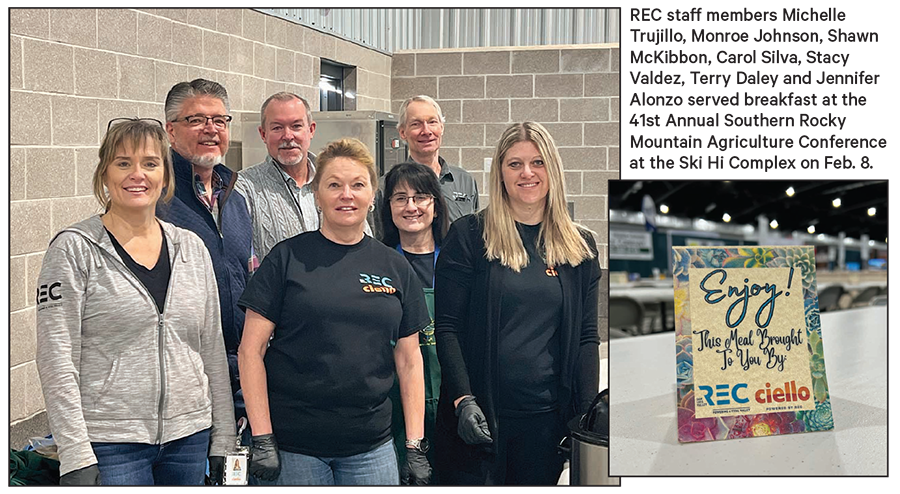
[157,79,256,483]
[372,95,479,239]
[236,92,370,262]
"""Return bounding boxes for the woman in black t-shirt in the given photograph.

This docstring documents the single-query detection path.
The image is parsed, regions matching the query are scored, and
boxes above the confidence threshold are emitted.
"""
[238,139,433,485]
[379,163,450,476]
[433,122,601,485]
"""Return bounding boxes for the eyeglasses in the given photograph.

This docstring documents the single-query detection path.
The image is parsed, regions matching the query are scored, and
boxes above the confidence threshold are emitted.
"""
[172,114,233,129]
[107,117,164,132]
[390,193,434,207]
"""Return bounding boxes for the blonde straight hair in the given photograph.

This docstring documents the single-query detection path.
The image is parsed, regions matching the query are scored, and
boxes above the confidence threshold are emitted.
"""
[484,122,595,272]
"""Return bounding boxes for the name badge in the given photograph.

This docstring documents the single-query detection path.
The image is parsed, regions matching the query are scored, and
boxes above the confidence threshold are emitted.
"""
[224,450,250,485]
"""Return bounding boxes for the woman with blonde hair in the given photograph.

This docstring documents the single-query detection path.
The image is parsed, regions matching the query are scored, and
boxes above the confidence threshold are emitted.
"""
[238,138,433,485]
[433,122,601,485]
[35,118,235,485]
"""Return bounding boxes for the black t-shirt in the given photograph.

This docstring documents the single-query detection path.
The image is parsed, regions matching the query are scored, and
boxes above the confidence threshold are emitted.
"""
[402,249,436,289]
[106,227,170,314]
[498,222,563,416]
[238,231,431,457]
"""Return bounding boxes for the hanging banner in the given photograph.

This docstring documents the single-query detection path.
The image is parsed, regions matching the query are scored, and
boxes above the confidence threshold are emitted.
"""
[673,246,833,442]
[610,229,654,261]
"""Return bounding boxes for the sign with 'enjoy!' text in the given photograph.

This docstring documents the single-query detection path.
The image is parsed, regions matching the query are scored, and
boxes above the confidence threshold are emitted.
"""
[673,246,833,443]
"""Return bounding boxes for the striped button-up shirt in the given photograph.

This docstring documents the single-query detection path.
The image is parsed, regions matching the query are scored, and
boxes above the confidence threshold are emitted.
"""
[234,154,320,262]
[235,154,373,262]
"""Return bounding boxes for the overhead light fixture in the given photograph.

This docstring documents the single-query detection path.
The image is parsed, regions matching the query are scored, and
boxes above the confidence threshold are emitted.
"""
[770,219,778,229]
[868,207,876,216]
[786,186,795,197]
[807,225,816,234]
[869,240,876,246]
[817,234,825,240]
[722,213,731,223]
[659,204,669,214]
[832,198,842,208]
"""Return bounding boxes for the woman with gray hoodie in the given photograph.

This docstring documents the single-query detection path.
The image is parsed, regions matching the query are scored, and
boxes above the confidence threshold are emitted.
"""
[35,118,235,485]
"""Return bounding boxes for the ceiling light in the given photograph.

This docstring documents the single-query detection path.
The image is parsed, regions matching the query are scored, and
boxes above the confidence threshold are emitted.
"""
[770,219,778,229]
[807,225,816,234]
[659,204,669,214]
[869,240,875,246]
[832,198,841,208]
[868,207,876,216]
[722,213,731,222]
[786,186,795,197]
[817,234,825,240]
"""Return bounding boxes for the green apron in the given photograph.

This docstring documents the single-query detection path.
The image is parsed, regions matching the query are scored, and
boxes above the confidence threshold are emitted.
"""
[389,287,440,470]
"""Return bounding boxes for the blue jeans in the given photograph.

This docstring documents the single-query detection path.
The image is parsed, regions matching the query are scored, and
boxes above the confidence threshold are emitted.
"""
[91,429,210,485]
[258,438,398,485]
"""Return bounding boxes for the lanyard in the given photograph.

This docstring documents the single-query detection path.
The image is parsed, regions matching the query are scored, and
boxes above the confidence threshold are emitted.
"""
[396,244,440,287]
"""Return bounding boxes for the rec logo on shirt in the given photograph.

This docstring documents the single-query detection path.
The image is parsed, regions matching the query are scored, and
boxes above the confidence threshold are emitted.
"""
[36,282,63,304]
[545,266,559,277]
[359,273,396,294]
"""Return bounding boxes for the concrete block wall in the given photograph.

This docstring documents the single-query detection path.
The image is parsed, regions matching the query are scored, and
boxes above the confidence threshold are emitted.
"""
[391,45,619,269]
[391,45,619,339]
[8,8,392,439]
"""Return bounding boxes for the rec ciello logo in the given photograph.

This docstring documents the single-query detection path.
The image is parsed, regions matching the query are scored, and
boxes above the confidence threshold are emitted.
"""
[359,273,396,294]
[755,381,812,404]
[698,381,812,406]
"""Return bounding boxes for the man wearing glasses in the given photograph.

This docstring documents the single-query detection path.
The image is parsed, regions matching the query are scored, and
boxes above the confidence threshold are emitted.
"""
[157,79,256,431]
[372,95,479,239]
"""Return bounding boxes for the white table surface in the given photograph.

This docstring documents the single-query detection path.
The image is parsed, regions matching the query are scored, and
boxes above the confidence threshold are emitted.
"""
[611,280,674,290]
[611,287,673,304]
[609,307,887,475]
[818,281,885,292]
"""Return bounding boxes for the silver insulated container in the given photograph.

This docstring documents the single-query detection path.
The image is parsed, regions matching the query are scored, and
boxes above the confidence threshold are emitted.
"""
[565,389,618,485]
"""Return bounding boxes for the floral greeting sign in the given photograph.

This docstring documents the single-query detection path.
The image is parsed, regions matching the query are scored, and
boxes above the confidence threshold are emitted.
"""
[673,246,833,442]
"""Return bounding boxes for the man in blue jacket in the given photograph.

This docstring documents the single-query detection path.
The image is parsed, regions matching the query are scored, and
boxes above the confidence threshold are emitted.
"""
[157,79,256,426]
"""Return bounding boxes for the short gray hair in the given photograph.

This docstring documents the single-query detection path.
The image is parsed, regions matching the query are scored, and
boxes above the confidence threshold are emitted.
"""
[396,95,444,131]
[260,92,313,129]
[164,79,230,122]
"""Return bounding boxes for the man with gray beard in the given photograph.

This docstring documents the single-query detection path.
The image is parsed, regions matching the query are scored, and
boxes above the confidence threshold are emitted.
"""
[157,81,255,472]
[235,92,370,262]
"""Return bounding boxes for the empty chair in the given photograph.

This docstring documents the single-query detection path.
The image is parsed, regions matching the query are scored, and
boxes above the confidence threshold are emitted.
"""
[609,296,645,337]
[817,285,845,312]
[851,286,882,307]
[869,295,887,306]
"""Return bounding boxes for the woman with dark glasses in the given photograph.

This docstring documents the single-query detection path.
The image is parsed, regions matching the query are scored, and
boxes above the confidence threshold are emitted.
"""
[379,162,451,482]
[35,118,235,485]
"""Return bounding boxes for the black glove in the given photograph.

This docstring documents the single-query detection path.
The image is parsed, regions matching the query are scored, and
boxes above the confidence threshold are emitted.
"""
[400,445,433,485]
[249,434,281,481]
[208,456,226,485]
[59,464,101,485]
[455,396,492,445]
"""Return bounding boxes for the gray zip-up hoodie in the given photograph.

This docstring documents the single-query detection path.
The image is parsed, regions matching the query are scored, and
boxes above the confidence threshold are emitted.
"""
[35,215,235,476]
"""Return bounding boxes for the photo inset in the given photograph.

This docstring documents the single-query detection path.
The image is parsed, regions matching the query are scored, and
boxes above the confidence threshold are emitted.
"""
[607,180,887,476]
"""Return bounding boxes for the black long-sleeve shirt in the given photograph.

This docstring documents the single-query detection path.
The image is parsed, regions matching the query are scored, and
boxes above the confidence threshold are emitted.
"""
[433,212,601,464]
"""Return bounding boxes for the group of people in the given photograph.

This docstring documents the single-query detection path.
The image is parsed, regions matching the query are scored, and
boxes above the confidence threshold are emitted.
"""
[35,78,601,486]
